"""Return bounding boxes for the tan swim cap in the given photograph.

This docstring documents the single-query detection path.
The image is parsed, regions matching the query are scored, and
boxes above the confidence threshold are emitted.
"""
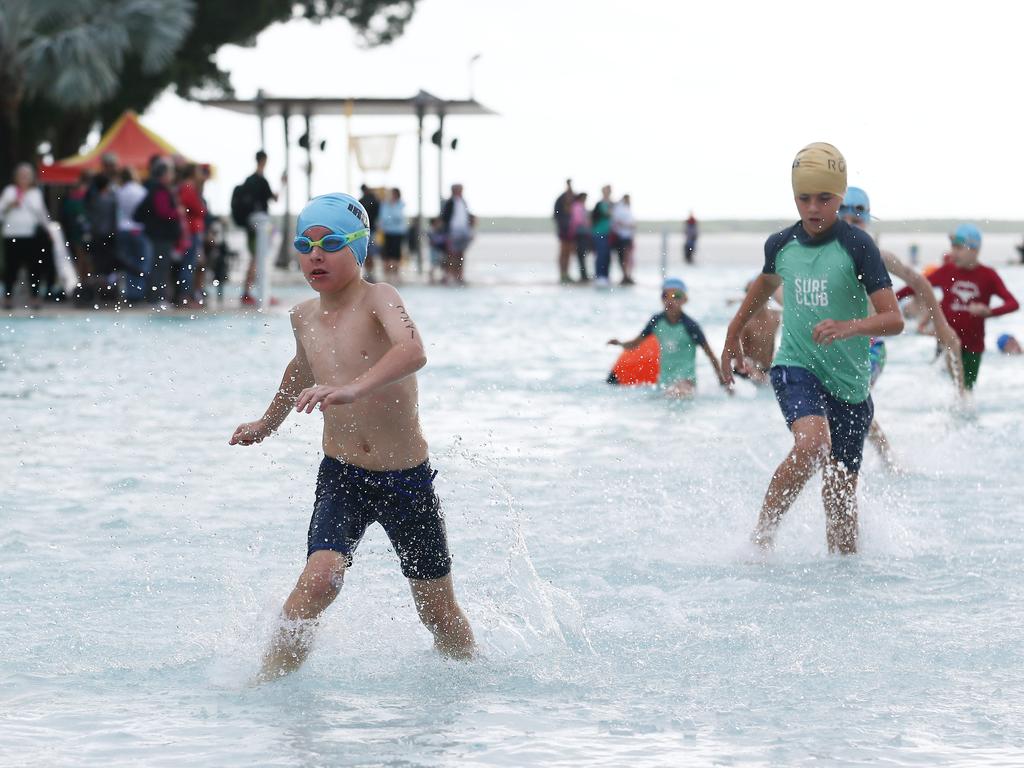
[791,142,847,197]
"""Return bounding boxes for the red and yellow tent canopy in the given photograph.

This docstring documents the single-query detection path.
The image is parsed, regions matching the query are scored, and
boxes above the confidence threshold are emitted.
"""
[38,111,197,185]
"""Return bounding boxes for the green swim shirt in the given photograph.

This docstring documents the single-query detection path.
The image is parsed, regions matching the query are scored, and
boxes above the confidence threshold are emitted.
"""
[763,220,892,403]
[639,311,706,385]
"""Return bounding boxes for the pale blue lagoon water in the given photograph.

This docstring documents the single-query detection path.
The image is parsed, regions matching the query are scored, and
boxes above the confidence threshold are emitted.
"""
[2,233,1023,766]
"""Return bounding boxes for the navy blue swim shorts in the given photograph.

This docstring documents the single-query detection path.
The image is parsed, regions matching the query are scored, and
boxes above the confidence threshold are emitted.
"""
[770,365,874,473]
[307,456,452,580]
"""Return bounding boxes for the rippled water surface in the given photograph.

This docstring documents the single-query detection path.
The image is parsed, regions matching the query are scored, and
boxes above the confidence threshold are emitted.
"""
[3,232,1023,766]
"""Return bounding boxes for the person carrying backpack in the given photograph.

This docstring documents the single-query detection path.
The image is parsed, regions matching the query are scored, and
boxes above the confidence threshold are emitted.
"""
[234,150,283,306]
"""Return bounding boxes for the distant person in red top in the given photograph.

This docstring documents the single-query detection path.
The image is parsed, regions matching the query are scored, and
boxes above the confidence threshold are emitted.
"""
[897,223,1019,390]
[176,164,206,306]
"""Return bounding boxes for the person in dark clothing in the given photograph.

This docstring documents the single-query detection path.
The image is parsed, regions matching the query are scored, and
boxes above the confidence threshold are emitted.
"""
[684,212,699,265]
[359,184,381,281]
[142,162,182,304]
[61,170,93,290]
[206,217,234,305]
[591,185,613,286]
[86,174,119,282]
[553,178,574,283]
[439,184,474,285]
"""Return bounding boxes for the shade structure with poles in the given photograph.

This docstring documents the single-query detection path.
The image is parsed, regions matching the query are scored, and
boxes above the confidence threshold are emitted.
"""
[197,90,496,273]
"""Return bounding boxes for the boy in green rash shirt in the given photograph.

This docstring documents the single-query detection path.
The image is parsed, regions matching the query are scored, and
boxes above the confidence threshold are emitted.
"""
[721,143,904,554]
[609,278,731,398]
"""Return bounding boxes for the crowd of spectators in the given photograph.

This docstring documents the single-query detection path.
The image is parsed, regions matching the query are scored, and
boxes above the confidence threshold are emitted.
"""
[0,152,234,310]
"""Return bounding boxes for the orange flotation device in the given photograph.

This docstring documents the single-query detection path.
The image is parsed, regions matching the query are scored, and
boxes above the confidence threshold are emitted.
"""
[607,335,660,385]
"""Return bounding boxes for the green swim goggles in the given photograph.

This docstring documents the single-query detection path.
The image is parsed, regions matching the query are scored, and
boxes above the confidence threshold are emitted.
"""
[293,229,369,254]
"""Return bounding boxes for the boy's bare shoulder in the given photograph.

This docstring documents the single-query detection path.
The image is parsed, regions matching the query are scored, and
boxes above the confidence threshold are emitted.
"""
[365,281,407,312]
[289,298,319,327]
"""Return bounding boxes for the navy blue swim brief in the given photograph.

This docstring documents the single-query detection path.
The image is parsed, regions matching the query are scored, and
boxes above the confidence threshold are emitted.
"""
[770,365,874,473]
[307,456,452,580]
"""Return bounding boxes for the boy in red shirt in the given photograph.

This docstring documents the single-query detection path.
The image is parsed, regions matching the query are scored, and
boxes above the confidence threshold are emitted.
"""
[901,224,1019,389]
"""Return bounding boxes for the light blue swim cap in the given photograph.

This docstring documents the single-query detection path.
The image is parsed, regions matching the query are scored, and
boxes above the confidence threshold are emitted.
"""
[997,333,1014,352]
[841,186,871,221]
[296,193,371,265]
[662,278,687,293]
[952,223,982,250]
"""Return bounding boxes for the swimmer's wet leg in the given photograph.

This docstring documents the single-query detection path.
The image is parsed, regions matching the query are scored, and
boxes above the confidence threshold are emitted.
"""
[409,574,476,659]
[258,550,347,681]
[753,415,831,549]
[867,419,898,471]
[822,458,859,555]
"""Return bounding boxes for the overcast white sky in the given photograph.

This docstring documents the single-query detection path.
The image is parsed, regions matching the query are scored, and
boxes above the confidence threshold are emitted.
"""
[144,0,1022,221]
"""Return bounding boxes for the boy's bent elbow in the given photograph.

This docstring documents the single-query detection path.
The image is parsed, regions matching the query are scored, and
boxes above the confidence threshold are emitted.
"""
[888,314,905,335]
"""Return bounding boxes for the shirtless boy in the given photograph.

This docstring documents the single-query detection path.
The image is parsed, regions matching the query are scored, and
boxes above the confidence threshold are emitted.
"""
[230,193,475,680]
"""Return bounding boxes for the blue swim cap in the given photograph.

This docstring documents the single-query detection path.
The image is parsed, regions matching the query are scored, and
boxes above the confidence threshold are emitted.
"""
[952,223,982,249]
[662,277,687,293]
[997,333,1013,352]
[296,193,371,265]
[840,186,871,221]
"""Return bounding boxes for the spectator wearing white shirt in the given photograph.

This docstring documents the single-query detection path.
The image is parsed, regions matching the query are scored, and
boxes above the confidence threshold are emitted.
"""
[611,194,636,285]
[115,167,153,304]
[1,163,52,310]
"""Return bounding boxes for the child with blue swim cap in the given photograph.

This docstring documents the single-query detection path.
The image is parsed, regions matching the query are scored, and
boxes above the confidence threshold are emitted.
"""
[608,277,730,398]
[894,221,1020,390]
[231,192,477,681]
[997,333,1021,355]
[293,192,371,265]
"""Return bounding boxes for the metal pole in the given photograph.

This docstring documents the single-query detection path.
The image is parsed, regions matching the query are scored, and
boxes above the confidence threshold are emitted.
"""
[256,89,266,149]
[436,112,445,210]
[304,111,313,202]
[345,99,353,193]
[468,54,481,100]
[416,106,424,275]
[276,106,292,268]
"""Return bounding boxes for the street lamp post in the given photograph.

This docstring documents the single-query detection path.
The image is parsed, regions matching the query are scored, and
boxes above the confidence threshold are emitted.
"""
[468,54,481,101]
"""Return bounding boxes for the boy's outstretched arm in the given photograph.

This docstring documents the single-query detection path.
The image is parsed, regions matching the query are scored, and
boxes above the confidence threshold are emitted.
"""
[812,288,904,345]
[882,251,965,393]
[701,340,733,393]
[295,285,427,412]
[230,311,315,444]
[722,273,781,385]
[607,334,644,350]
[610,315,661,350]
